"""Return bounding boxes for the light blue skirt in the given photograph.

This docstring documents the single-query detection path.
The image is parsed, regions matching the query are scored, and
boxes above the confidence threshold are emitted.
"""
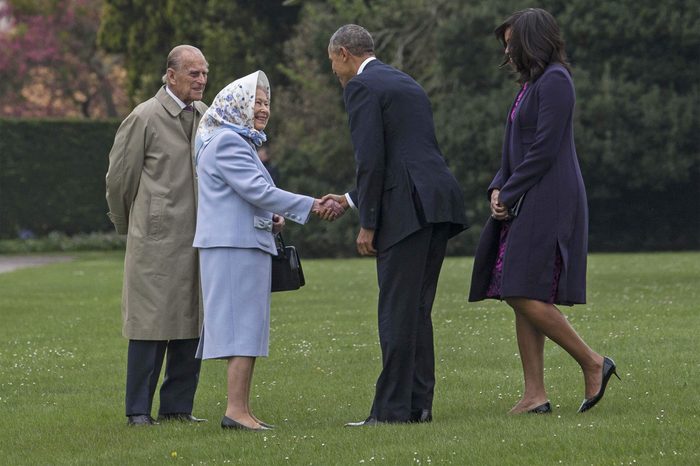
[196,247,271,359]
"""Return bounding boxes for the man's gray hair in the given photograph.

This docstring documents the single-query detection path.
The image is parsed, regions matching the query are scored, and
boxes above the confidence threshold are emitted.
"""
[329,24,374,56]
[162,45,207,83]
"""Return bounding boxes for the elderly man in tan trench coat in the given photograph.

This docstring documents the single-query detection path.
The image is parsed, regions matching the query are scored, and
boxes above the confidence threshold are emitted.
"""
[106,45,208,426]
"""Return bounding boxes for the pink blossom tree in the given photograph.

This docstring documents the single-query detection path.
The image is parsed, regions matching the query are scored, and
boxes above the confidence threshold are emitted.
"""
[0,0,128,118]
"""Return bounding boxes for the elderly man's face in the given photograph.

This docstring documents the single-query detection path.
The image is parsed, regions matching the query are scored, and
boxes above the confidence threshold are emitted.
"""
[328,46,355,88]
[167,52,208,104]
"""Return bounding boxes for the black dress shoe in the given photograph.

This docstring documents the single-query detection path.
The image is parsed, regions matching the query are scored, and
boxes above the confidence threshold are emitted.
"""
[158,413,207,423]
[527,402,552,414]
[578,356,620,413]
[410,409,433,423]
[221,416,270,431]
[345,417,382,427]
[127,414,158,426]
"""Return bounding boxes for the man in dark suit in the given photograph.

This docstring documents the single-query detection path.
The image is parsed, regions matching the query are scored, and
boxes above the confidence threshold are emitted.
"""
[323,24,468,425]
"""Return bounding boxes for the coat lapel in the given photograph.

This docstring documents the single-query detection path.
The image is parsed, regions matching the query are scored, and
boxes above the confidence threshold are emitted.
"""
[156,86,182,117]
[155,87,206,200]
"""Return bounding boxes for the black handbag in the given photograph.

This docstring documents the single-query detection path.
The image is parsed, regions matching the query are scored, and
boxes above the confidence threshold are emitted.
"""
[271,233,305,292]
[508,193,526,218]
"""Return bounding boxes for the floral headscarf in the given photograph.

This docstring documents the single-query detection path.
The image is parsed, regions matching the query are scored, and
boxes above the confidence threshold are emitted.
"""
[195,70,270,155]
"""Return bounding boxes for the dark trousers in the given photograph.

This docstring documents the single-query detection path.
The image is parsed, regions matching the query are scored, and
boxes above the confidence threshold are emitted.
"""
[125,338,201,417]
[370,223,451,422]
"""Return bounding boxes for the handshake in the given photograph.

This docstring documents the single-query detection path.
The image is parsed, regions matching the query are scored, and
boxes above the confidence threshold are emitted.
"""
[311,193,348,221]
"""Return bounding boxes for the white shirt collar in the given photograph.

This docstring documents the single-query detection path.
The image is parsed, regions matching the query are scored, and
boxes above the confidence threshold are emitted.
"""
[357,56,377,75]
[165,85,187,109]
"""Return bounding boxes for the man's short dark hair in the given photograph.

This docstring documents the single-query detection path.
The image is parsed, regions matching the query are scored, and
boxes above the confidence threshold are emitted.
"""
[329,24,374,56]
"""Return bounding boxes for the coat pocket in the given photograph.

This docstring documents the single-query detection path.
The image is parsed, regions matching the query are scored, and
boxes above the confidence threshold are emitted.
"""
[253,215,273,232]
[147,195,165,240]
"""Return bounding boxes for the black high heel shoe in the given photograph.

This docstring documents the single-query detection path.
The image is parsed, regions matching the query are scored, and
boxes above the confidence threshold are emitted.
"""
[578,356,620,413]
[528,401,552,414]
[221,416,270,431]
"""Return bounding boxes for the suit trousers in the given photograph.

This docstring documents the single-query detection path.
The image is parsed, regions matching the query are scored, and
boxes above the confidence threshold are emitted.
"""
[370,223,451,422]
[125,338,201,417]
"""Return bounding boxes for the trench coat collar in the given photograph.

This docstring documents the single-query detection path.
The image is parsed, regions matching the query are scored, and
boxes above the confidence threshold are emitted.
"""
[156,86,206,117]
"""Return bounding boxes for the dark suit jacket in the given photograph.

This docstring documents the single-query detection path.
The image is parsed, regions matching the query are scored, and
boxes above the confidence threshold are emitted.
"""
[344,60,468,251]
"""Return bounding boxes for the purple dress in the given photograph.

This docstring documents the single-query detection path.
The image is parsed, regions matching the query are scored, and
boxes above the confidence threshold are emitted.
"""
[486,222,562,303]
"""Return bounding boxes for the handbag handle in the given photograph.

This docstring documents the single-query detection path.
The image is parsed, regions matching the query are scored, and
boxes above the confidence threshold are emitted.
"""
[274,233,287,256]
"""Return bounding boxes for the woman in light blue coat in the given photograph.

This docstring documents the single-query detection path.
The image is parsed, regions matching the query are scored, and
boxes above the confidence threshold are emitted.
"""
[193,70,336,431]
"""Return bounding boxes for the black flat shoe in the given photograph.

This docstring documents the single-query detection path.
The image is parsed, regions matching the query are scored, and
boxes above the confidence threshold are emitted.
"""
[127,414,158,426]
[578,356,620,413]
[527,402,552,414]
[221,416,270,431]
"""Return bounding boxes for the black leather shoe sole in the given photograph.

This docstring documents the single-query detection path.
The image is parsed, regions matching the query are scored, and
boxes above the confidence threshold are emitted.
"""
[127,415,158,426]
[410,409,433,423]
[158,413,207,423]
[345,417,382,427]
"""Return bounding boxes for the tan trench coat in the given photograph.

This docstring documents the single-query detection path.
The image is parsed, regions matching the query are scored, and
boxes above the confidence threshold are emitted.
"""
[106,86,207,340]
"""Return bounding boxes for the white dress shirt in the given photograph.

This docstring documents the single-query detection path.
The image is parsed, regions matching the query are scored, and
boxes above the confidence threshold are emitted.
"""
[166,86,188,110]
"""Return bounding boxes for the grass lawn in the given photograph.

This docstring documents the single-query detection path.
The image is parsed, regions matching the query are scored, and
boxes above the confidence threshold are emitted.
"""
[0,251,698,465]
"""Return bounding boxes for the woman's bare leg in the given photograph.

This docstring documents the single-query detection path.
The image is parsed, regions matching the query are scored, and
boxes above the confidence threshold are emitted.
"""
[508,310,548,413]
[225,356,261,428]
[506,298,604,399]
[242,358,269,425]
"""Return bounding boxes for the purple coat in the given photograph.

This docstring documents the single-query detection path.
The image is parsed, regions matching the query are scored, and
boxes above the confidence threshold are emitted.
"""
[469,64,588,305]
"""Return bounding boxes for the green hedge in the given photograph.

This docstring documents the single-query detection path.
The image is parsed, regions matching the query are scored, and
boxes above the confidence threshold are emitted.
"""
[0,231,125,254]
[1,118,698,254]
[0,118,119,239]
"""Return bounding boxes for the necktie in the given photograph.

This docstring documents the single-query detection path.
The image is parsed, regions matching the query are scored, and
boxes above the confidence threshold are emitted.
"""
[180,105,195,140]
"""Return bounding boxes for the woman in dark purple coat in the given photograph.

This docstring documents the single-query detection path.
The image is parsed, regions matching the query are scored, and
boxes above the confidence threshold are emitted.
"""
[469,8,619,414]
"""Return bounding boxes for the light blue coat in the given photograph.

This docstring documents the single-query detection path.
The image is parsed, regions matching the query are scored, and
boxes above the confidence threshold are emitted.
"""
[193,129,314,252]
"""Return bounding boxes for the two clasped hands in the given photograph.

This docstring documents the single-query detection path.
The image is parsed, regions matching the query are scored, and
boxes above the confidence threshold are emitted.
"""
[286,193,377,257]
[490,188,510,221]
[271,194,346,234]
[311,193,347,221]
